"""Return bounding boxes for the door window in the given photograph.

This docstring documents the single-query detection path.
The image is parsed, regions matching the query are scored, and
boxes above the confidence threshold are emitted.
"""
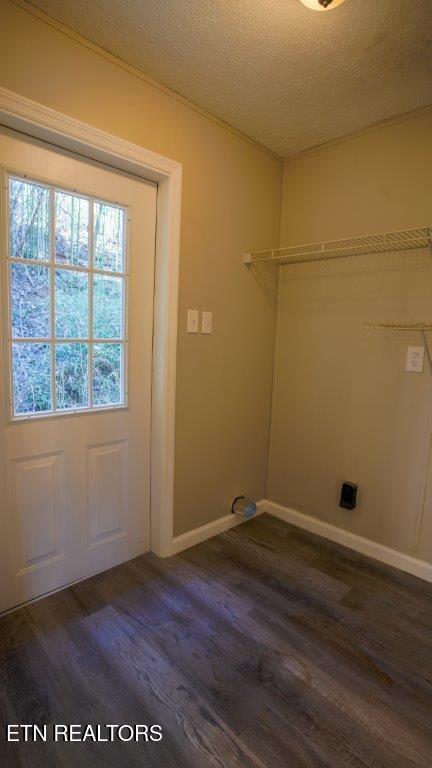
[6,175,128,419]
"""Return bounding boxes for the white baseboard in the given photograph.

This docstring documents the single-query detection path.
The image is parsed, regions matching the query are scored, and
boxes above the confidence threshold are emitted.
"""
[168,500,266,556]
[264,500,432,584]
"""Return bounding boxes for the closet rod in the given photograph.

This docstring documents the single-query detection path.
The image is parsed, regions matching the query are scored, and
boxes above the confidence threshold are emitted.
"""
[244,227,432,267]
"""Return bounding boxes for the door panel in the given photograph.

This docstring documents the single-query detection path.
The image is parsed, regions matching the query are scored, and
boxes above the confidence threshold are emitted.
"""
[0,128,156,613]
[12,451,65,571]
[87,440,127,548]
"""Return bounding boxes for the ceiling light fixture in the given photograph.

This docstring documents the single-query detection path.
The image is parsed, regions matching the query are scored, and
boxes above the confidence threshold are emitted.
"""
[300,0,347,11]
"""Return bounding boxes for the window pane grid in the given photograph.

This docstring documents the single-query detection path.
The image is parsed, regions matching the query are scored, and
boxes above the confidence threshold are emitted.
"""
[49,185,56,411]
[88,199,94,409]
[9,255,126,277]
[11,338,124,344]
[7,176,127,419]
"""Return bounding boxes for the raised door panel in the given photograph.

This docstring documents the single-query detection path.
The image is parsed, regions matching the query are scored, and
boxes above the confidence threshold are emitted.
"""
[87,441,127,549]
[11,452,65,575]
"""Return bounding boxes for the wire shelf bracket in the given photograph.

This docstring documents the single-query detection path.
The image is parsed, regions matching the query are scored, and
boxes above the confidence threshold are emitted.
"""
[364,322,432,368]
[244,227,432,267]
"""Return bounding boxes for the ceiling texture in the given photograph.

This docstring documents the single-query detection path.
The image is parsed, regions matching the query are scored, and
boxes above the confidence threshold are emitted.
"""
[28,0,432,157]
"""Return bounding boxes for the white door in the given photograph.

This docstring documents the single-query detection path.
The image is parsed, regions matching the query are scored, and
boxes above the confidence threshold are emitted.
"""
[0,128,157,613]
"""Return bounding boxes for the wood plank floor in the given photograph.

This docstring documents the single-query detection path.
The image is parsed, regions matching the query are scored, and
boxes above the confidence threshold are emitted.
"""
[1,513,432,767]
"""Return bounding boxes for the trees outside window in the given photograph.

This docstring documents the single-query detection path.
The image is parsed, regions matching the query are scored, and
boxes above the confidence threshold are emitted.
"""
[8,177,127,418]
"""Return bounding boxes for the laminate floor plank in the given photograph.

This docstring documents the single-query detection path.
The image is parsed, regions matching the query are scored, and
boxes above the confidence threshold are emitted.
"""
[0,514,431,767]
[188,529,432,684]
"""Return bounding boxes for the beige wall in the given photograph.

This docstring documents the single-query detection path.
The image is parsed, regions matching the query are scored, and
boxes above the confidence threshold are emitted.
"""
[5,0,430,559]
[269,110,432,560]
[0,0,282,536]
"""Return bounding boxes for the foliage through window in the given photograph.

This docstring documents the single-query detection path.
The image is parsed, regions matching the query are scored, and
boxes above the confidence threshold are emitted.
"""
[7,176,127,418]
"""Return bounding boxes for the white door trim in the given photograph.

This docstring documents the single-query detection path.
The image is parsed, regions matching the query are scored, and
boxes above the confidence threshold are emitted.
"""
[0,86,182,558]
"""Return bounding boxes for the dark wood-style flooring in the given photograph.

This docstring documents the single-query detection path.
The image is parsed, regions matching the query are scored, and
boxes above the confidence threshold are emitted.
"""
[1,513,432,767]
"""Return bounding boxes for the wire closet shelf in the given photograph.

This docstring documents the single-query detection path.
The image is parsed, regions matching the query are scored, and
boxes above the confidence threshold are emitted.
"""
[244,227,432,267]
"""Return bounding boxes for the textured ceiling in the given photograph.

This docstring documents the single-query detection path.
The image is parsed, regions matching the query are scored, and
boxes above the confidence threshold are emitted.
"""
[28,0,432,157]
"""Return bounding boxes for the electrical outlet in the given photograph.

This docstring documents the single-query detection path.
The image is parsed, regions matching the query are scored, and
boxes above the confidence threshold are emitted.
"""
[406,346,424,373]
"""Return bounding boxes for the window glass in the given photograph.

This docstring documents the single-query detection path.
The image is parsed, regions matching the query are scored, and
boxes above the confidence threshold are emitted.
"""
[11,263,50,338]
[55,191,89,267]
[55,270,89,339]
[9,179,50,261]
[8,176,127,418]
[12,343,51,415]
[93,344,122,406]
[94,202,124,272]
[56,343,89,410]
[93,275,123,339]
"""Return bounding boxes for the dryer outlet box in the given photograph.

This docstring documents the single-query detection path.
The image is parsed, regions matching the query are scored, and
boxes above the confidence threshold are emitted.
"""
[340,481,358,510]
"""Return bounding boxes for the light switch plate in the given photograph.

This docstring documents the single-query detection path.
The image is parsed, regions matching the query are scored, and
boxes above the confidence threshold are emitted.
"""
[202,311,213,335]
[187,309,199,333]
[406,346,424,372]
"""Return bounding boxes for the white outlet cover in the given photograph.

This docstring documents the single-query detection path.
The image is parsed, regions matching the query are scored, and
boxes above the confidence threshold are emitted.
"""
[406,346,424,372]
[187,309,199,333]
[202,311,213,335]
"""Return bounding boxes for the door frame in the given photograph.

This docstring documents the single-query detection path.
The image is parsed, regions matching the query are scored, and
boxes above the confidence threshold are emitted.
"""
[0,86,181,558]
